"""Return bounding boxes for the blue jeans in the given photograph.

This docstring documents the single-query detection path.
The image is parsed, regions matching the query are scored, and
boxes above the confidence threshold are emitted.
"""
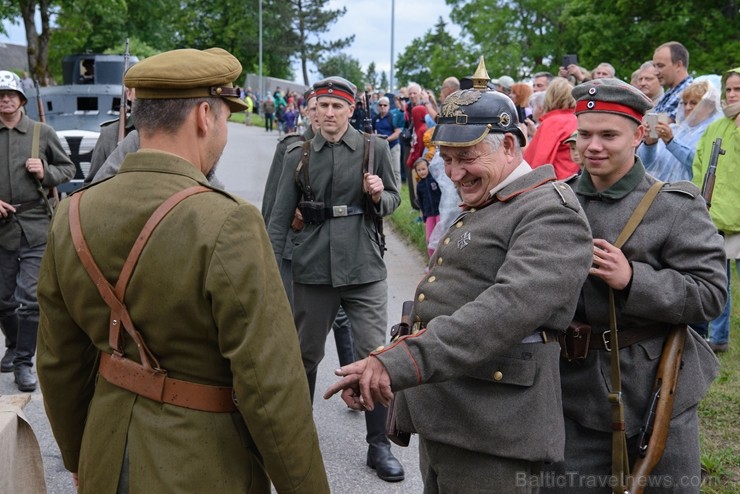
[709,260,733,345]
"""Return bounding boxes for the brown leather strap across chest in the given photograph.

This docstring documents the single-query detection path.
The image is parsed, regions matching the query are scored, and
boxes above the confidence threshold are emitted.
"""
[69,186,237,413]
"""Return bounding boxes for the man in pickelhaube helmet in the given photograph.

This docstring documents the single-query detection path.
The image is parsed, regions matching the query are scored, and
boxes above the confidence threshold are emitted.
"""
[325,57,594,492]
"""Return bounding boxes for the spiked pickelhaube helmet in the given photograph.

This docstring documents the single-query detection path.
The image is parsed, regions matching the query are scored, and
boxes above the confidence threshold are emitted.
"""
[431,57,526,147]
[0,70,28,103]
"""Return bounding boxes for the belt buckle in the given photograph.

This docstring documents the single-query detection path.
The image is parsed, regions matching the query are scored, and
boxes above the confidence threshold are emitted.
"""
[333,205,348,217]
[602,331,612,352]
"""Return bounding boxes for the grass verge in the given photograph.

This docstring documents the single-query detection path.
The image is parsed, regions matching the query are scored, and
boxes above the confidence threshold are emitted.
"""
[699,262,740,493]
[388,183,427,255]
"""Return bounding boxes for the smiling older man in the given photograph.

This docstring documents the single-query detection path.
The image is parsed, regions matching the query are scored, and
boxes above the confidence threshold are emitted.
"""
[324,58,594,493]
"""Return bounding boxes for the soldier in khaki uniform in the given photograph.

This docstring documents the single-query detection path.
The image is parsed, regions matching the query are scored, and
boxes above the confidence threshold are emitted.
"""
[268,76,404,482]
[36,48,329,493]
[0,70,75,391]
[325,59,594,493]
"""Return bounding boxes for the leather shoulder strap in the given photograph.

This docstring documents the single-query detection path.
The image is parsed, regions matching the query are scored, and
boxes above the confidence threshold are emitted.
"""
[69,185,211,365]
[31,123,41,159]
[614,181,664,249]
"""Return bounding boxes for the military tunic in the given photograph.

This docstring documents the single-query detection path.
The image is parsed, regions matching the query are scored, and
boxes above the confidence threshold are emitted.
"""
[268,124,400,287]
[85,116,135,184]
[0,114,75,249]
[375,165,594,463]
[541,159,726,493]
[36,151,329,493]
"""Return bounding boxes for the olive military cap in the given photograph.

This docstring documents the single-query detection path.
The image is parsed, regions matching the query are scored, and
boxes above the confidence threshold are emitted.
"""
[124,48,247,113]
[432,57,526,147]
[573,77,653,124]
[313,76,356,105]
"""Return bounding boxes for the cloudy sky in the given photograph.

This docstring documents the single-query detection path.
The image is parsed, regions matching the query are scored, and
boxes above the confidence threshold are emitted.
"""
[2,0,461,84]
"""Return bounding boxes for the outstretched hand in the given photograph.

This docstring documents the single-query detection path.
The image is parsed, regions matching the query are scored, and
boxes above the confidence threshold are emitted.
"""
[323,356,393,411]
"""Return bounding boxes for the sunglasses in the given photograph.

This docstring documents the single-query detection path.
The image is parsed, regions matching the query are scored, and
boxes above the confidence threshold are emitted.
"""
[378,104,389,107]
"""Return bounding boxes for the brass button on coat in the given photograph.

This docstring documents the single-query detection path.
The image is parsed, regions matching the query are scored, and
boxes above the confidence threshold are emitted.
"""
[428,276,436,283]
[444,238,450,245]
[493,371,503,381]
[418,293,426,302]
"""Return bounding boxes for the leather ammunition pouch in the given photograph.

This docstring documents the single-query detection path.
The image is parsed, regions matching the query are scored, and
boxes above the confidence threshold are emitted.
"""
[558,320,592,361]
[298,200,326,224]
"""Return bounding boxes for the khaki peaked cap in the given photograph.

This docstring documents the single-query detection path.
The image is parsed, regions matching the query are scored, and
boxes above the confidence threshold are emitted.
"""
[124,48,247,113]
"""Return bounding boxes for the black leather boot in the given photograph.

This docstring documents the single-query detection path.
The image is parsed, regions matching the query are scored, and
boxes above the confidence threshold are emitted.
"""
[13,318,38,392]
[332,306,355,367]
[0,314,19,373]
[365,405,404,482]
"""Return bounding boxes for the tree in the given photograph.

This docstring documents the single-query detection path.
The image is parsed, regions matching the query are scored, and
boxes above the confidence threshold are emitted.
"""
[394,17,470,92]
[365,61,378,90]
[316,53,364,89]
[447,0,569,79]
[14,0,54,84]
[379,71,389,92]
[289,0,355,86]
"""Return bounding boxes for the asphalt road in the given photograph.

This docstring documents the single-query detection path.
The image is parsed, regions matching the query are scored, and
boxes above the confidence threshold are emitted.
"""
[0,122,428,493]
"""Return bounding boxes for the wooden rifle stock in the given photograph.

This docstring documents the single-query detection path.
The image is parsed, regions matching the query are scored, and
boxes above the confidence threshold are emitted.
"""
[627,325,687,494]
[118,39,131,144]
[700,138,725,208]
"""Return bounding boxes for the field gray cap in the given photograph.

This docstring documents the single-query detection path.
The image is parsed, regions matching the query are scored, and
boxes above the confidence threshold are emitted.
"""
[573,77,653,124]
[432,57,526,147]
[124,47,247,113]
[313,76,356,104]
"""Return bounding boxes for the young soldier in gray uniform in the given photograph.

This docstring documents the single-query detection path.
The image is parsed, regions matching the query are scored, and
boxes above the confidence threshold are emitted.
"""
[540,79,726,492]
[324,58,594,493]
[36,48,328,493]
[85,87,135,184]
[0,70,75,391]
[268,76,404,482]
[262,89,355,367]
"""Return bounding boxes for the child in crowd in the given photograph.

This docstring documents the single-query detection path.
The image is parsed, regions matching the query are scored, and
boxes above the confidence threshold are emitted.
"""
[414,158,441,258]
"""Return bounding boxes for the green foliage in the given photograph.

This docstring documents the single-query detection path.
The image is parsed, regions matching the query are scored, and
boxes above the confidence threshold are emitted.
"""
[394,17,470,92]
[379,71,389,92]
[365,61,378,90]
[316,53,364,89]
[389,184,427,256]
[290,0,355,85]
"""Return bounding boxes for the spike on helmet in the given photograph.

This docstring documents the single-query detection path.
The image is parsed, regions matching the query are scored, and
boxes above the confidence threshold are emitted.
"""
[0,71,27,102]
[431,57,526,147]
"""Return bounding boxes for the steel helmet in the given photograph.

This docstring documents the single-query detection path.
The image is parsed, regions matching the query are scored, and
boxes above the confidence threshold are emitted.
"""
[0,71,27,103]
[432,57,526,147]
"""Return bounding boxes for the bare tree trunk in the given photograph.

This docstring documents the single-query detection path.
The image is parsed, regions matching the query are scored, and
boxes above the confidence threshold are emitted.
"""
[18,0,52,86]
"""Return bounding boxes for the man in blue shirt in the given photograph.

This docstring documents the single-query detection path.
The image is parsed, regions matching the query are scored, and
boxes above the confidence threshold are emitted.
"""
[373,96,402,186]
[652,41,693,123]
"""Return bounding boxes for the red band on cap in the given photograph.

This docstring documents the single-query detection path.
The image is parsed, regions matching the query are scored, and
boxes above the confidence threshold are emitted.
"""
[575,100,643,122]
[314,87,354,103]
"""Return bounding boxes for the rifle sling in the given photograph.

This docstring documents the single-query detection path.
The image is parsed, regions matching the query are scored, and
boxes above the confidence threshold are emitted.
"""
[69,186,237,413]
[607,180,664,493]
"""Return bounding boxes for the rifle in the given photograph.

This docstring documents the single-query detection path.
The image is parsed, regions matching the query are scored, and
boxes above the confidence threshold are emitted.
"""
[700,138,725,208]
[32,81,55,218]
[118,38,131,144]
[363,89,374,134]
[626,325,687,494]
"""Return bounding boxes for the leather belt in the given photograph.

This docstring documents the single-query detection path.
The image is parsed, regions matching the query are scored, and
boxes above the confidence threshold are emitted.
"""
[324,205,364,218]
[589,325,669,351]
[521,330,560,344]
[12,199,43,215]
[99,352,237,413]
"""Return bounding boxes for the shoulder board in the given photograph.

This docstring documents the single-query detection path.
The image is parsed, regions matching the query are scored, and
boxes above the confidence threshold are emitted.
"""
[285,139,307,153]
[550,180,581,212]
[277,132,302,143]
[99,118,120,128]
[660,181,699,198]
